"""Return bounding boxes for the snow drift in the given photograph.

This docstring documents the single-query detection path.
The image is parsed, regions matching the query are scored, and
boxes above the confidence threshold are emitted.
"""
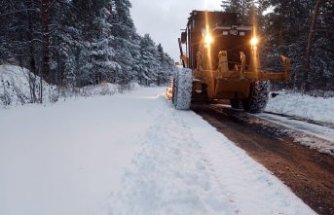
[0,64,57,106]
[266,90,334,125]
[0,64,139,108]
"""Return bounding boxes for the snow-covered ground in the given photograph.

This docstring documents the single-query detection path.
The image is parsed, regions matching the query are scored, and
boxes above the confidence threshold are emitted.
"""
[258,113,334,155]
[265,91,334,155]
[0,64,136,107]
[0,87,315,215]
[266,90,334,125]
[0,64,57,106]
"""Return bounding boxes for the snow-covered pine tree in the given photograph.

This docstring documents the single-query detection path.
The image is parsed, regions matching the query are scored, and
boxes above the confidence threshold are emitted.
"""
[1,0,177,91]
[0,0,10,62]
[0,0,44,102]
[156,43,176,85]
[110,0,141,84]
[307,0,334,92]
[100,1,121,84]
[137,34,159,86]
[261,0,334,92]
[221,0,255,24]
[0,2,8,62]
[70,0,115,86]
[221,0,232,12]
[48,1,79,87]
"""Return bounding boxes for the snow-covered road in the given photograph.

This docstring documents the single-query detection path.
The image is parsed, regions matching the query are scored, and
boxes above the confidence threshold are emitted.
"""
[0,87,316,215]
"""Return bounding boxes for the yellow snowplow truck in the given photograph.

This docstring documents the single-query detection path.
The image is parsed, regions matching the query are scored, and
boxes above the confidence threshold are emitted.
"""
[172,11,290,113]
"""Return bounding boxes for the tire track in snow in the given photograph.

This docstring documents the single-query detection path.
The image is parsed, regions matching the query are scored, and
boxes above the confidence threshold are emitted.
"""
[185,108,316,215]
[105,95,315,215]
[106,97,238,215]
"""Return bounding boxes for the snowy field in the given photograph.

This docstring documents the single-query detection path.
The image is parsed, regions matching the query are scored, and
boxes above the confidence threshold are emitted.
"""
[0,87,316,215]
[266,90,334,125]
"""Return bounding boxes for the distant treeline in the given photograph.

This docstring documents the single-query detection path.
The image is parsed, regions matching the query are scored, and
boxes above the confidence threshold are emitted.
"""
[222,0,334,93]
[0,0,176,88]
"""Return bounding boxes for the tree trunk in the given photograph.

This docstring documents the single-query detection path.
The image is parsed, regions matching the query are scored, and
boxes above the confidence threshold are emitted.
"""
[303,0,321,92]
[41,0,50,82]
[27,0,37,103]
[40,0,52,103]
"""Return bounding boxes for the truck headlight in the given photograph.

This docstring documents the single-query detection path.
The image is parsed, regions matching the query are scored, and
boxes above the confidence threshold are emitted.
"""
[250,37,259,46]
[204,33,214,45]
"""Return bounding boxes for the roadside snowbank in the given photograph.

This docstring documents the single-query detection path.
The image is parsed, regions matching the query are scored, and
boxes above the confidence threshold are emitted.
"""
[266,90,334,125]
[258,113,334,155]
[0,64,57,106]
[0,64,138,107]
[0,87,315,215]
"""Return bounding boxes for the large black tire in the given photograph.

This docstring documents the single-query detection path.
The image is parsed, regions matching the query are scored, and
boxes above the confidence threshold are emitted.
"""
[173,68,192,110]
[243,81,269,113]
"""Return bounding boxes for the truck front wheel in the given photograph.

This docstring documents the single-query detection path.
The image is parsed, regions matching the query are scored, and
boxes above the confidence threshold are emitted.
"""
[243,81,269,113]
[173,68,192,110]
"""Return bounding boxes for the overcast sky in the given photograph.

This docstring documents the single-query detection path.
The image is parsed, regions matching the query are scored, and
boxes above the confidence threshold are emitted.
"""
[130,0,222,61]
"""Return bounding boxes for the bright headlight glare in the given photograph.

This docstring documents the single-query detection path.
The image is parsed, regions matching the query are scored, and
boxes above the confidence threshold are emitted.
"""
[250,37,259,46]
[204,33,214,45]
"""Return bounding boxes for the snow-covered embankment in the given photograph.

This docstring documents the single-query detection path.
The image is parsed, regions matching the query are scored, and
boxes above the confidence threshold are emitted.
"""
[266,90,334,125]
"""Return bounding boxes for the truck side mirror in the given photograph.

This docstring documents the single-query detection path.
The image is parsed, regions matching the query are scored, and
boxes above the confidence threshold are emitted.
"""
[181,32,187,44]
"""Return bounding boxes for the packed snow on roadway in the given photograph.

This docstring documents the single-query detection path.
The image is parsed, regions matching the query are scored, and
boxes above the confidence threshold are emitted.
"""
[0,87,316,215]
